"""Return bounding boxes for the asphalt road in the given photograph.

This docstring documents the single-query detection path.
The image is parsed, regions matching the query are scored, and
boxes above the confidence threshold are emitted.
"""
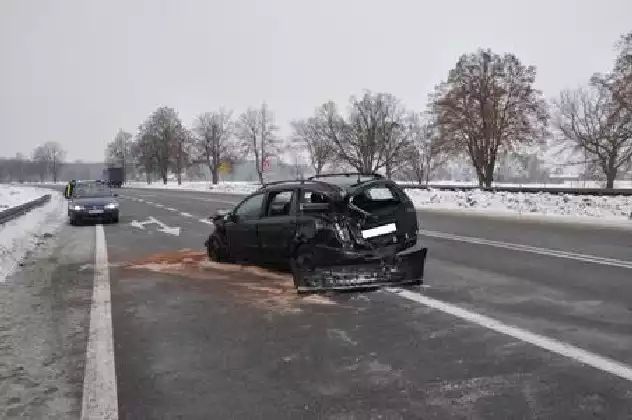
[3,185,632,419]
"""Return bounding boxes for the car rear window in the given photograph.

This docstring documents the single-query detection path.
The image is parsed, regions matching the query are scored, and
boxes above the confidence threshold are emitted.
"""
[351,185,402,213]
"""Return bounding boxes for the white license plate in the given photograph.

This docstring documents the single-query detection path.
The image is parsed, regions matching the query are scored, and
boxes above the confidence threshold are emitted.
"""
[361,223,396,239]
[88,209,104,214]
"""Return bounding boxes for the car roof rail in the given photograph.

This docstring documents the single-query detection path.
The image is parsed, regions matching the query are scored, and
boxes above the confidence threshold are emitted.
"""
[307,172,384,181]
[261,178,341,190]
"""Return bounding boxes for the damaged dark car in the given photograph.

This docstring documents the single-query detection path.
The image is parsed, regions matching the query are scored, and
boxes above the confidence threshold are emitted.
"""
[204,173,428,293]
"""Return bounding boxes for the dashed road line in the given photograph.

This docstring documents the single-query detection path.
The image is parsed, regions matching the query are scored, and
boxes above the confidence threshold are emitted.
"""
[81,224,118,419]
[387,288,632,383]
[419,229,632,269]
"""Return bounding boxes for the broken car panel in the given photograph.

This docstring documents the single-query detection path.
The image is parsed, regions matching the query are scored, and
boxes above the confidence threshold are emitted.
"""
[204,173,428,293]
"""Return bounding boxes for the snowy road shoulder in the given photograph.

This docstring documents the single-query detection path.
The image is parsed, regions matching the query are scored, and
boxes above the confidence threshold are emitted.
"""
[0,184,50,212]
[0,191,66,282]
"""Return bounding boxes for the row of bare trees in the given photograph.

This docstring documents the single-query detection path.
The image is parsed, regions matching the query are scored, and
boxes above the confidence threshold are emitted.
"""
[106,104,283,185]
[103,31,631,188]
[0,142,66,183]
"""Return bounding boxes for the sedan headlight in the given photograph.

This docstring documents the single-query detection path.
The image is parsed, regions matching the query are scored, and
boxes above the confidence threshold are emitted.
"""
[104,202,119,209]
[71,205,84,211]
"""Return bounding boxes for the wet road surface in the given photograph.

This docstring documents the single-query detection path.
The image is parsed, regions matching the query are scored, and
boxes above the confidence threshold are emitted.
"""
[2,186,632,419]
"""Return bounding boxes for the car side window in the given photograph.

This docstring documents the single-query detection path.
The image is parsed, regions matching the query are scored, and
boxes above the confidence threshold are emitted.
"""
[265,190,294,217]
[299,190,332,215]
[234,193,265,220]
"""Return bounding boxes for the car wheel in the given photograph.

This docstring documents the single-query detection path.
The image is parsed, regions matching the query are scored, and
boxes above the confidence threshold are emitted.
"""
[206,235,226,262]
[112,215,119,223]
[290,245,316,292]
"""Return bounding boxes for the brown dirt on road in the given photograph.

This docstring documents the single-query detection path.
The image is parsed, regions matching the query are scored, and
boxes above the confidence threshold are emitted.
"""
[116,249,336,314]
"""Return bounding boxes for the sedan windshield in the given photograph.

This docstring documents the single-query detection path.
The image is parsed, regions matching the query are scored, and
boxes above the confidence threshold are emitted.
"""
[73,185,114,198]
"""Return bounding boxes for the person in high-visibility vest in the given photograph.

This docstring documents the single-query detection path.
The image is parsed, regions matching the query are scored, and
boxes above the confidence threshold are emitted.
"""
[64,180,76,198]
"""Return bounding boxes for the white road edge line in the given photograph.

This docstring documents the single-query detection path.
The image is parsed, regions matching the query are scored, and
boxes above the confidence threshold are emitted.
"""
[388,288,632,383]
[419,229,632,269]
[81,224,119,420]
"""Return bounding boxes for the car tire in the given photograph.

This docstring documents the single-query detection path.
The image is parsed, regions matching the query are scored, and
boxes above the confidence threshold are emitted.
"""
[112,215,119,223]
[206,235,228,262]
[290,244,316,292]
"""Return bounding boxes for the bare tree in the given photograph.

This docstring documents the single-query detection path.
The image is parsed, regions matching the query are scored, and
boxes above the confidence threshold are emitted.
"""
[171,125,193,185]
[405,114,451,185]
[235,103,281,184]
[593,32,632,114]
[430,49,549,187]
[32,142,66,182]
[325,92,413,175]
[290,108,336,175]
[106,129,133,182]
[138,106,184,184]
[131,127,158,184]
[193,109,235,184]
[553,84,632,188]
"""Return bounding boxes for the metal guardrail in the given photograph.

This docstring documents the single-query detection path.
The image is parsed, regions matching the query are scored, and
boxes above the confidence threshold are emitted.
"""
[398,184,632,196]
[0,194,52,224]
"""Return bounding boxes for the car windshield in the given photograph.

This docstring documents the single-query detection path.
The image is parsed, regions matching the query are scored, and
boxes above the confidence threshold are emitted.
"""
[73,185,113,198]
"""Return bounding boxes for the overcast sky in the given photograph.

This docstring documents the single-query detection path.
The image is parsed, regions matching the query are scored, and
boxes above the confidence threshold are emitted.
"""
[1,0,631,162]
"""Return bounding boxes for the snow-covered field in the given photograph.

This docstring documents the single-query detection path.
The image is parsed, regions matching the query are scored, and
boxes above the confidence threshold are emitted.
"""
[0,185,49,212]
[126,181,632,224]
[0,191,66,282]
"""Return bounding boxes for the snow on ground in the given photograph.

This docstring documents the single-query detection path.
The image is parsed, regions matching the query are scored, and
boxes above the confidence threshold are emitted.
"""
[0,191,66,282]
[126,180,632,223]
[406,189,632,222]
[0,185,49,211]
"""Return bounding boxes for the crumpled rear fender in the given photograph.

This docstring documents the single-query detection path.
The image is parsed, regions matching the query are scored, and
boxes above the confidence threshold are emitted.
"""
[291,242,428,291]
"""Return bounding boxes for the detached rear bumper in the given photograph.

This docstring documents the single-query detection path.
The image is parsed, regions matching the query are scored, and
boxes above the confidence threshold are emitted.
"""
[292,242,428,292]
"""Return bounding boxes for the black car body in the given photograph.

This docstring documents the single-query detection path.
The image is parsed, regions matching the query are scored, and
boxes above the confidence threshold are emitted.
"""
[205,173,427,292]
[67,183,120,225]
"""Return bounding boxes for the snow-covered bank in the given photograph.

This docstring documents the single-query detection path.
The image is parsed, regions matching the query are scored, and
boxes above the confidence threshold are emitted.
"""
[0,192,66,282]
[406,189,632,223]
[0,185,49,211]
[126,180,632,224]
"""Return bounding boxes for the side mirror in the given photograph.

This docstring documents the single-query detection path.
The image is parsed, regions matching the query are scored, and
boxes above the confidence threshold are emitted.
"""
[209,209,234,221]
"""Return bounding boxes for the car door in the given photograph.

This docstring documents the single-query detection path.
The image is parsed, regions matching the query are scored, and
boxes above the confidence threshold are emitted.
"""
[257,189,298,264]
[225,192,266,262]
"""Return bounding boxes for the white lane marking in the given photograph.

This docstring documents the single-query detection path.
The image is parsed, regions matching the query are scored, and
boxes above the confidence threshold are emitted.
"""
[129,216,180,236]
[81,225,119,419]
[199,219,213,225]
[154,203,165,208]
[419,229,632,269]
[131,193,238,206]
[388,288,632,383]
[180,212,193,218]
[165,207,177,212]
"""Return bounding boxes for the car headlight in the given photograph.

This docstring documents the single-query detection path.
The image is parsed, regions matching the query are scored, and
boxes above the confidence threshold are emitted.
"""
[105,202,119,209]
[71,205,84,211]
